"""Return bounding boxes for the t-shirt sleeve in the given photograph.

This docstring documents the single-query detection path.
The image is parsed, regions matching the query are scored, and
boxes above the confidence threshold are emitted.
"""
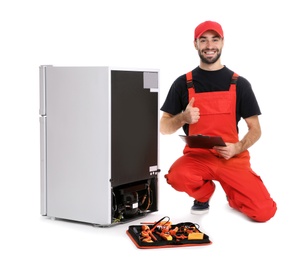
[160,76,187,115]
[237,76,261,119]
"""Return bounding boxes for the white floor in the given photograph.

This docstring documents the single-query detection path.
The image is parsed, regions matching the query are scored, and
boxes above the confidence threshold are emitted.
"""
[1,168,297,260]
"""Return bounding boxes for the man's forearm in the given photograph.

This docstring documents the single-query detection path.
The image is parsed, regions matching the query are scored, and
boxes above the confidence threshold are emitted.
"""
[160,113,186,135]
[236,127,261,154]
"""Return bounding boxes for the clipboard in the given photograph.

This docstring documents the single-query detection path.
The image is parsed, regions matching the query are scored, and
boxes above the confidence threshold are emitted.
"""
[179,134,226,149]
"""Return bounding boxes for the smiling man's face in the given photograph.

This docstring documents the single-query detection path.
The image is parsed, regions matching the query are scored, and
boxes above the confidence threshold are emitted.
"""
[194,30,224,65]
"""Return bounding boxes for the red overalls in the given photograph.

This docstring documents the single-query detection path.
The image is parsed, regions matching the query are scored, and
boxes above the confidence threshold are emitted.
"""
[165,71,277,222]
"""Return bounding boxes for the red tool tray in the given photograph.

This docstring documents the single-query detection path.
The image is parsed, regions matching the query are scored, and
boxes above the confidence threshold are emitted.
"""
[126,216,212,249]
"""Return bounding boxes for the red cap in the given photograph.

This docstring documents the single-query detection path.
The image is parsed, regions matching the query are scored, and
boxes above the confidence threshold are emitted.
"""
[194,21,224,40]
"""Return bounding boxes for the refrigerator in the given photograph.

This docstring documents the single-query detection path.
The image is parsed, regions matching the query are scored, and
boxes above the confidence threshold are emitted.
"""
[39,65,160,226]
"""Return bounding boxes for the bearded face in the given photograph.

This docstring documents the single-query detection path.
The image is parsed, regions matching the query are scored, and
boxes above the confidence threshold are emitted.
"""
[194,31,224,66]
[197,47,222,65]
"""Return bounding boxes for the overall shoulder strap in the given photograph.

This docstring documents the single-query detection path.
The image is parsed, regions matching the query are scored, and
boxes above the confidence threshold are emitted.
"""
[230,72,239,90]
[231,72,239,84]
[186,71,194,89]
[186,71,195,99]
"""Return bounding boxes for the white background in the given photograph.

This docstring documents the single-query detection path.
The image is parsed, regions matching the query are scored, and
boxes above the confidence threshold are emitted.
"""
[1,0,300,259]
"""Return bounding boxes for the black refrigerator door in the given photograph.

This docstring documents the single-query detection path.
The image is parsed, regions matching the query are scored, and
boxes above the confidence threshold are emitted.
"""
[111,70,158,187]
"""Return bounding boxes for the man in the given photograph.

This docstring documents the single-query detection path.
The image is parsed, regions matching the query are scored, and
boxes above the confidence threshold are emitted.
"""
[160,21,277,222]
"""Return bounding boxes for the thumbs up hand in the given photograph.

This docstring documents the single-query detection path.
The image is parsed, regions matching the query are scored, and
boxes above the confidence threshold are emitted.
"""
[183,97,200,124]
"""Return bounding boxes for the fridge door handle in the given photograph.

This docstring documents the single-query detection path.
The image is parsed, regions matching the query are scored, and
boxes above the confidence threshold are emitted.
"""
[39,65,48,116]
[40,116,47,215]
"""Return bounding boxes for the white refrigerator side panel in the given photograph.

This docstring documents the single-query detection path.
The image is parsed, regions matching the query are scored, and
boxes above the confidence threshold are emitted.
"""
[45,66,111,225]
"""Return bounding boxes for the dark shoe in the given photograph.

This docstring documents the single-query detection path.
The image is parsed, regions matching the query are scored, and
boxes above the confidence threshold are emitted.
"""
[191,200,209,215]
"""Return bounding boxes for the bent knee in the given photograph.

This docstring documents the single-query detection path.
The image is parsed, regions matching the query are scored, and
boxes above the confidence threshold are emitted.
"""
[164,169,189,192]
[248,203,277,222]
